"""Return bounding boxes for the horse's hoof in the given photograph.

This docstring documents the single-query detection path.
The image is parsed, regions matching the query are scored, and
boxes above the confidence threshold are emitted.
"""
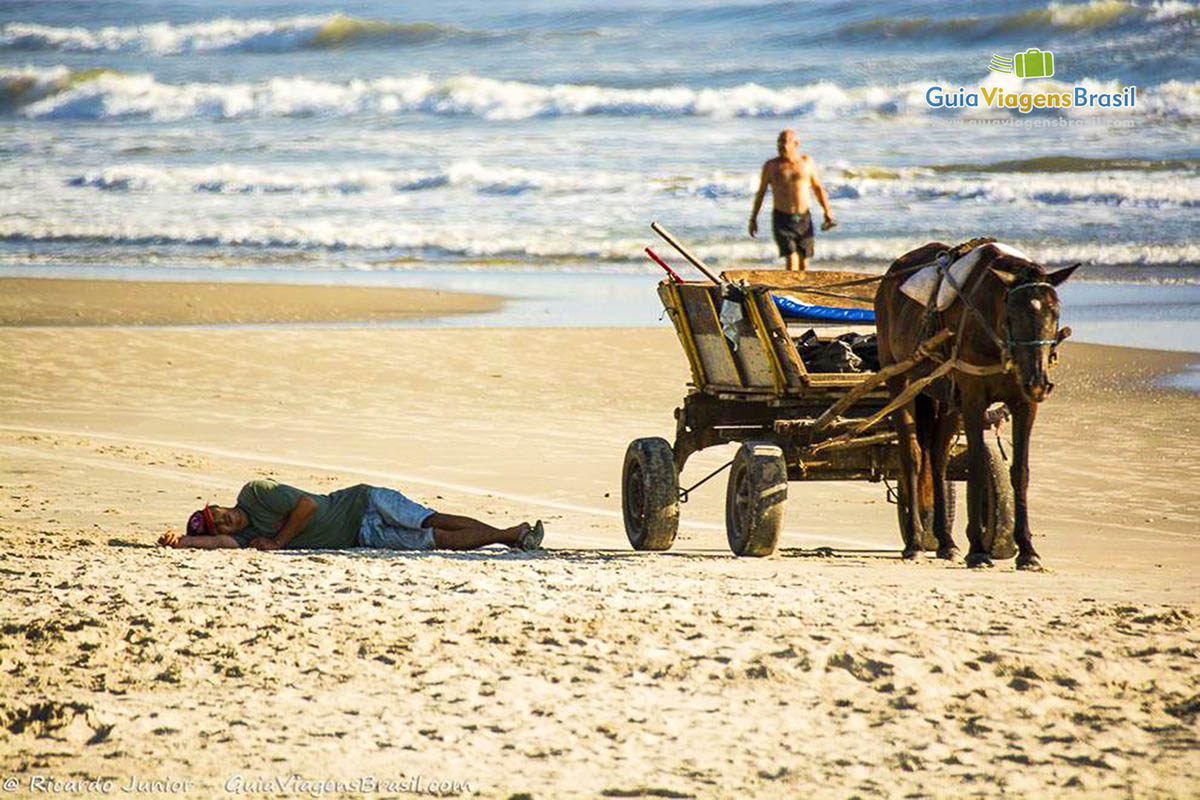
[936,546,960,561]
[966,552,994,569]
[1017,554,1043,571]
[902,548,921,561]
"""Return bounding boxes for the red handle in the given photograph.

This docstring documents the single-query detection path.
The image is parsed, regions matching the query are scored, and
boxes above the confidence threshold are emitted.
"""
[644,247,684,283]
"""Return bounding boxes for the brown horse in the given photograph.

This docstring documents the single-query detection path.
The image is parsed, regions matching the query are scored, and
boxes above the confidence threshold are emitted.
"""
[874,241,1077,569]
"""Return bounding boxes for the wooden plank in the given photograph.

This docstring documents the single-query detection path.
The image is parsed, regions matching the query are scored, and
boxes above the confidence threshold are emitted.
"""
[722,295,779,390]
[658,281,706,388]
[751,289,808,388]
[806,358,957,453]
[691,286,744,388]
[701,288,749,388]
[678,286,742,387]
[807,431,897,455]
[678,285,719,334]
[850,358,956,435]
[805,373,875,387]
[742,291,786,393]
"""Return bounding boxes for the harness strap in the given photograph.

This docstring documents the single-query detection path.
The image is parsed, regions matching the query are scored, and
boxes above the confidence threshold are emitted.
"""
[1007,281,1055,294]
[951,360,1011,376]
[937,257,1010,355]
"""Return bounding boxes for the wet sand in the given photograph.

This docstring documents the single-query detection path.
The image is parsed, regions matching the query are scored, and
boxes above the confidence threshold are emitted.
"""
[0,289,1197,797]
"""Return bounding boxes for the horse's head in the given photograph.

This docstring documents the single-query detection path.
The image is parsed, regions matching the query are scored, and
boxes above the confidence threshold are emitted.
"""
[990,261,1078,403]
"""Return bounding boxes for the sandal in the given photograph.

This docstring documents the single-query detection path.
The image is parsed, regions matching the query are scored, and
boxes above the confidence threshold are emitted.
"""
[518,520,545,552]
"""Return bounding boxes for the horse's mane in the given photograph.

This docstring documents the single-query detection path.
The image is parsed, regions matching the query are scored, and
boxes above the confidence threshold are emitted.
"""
[955,239,1047,285]
[948,236,996,261]
[988,251,1048,284]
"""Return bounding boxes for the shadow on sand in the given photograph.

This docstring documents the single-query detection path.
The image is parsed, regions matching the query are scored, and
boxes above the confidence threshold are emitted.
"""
[261,545,908,565]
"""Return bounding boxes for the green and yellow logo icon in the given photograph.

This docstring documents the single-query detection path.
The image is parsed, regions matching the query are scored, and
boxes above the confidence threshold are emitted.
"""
[989,49,1055,79]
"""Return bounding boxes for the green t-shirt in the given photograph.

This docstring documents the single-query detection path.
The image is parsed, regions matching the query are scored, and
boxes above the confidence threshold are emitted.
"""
[232,480,372,549]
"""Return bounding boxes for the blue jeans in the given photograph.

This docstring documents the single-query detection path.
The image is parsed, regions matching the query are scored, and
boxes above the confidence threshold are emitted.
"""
[357,487,436,550]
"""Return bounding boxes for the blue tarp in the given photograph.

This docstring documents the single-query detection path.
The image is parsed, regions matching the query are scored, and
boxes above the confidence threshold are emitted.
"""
[772,294,876,323]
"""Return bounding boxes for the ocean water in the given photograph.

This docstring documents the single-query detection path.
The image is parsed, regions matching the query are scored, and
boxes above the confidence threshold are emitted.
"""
[0,1,1197,281]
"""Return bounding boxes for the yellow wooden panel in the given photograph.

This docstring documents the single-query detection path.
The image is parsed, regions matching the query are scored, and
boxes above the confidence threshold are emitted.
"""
[678,286,741,387]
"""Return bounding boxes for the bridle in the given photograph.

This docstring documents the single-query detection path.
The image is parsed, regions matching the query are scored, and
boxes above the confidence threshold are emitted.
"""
[938,260,1065,376]
[1004,280,1063,358]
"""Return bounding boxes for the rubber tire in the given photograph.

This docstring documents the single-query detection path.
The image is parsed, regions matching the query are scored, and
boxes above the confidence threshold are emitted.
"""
[896,480,957,552]
[622,437,680,551]
[725,442,788,557]
[980,440,1016,560]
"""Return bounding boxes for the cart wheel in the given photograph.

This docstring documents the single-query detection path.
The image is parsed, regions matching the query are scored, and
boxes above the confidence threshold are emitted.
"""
[725,442,787,557]
[981,440,1016,560]
[896,480,956,551]
[622,437,680,551]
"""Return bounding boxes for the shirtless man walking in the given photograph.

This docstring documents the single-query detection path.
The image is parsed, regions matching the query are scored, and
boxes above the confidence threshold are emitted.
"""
[748,128,836,271]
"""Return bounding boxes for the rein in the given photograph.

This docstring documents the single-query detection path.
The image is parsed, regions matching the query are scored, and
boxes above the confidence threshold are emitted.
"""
[772,255,949,300]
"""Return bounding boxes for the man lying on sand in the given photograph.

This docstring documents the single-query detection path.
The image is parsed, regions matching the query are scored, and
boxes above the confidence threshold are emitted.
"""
[748,128,837,271]
[157,479,544,552]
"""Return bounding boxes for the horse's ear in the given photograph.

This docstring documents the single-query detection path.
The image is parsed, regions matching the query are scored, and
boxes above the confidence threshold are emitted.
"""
[1046,263,1080,287]
[990,267,1019,286]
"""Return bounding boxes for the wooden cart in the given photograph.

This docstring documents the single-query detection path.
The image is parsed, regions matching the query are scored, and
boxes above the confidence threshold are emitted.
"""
[621,266,1015,557]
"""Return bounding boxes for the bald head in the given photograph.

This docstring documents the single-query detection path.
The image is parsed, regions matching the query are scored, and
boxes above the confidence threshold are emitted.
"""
[777,128,798,157]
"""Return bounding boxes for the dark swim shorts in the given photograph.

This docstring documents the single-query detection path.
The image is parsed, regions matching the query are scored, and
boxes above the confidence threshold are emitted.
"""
[772,210,814,258]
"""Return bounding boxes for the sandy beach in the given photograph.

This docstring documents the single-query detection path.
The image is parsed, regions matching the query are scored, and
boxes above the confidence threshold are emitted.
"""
[1,280,1198,798]
[0,278,501,326]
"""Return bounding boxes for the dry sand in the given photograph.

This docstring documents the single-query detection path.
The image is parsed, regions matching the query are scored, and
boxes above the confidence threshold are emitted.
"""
[0,278,501,326]
[0,280,1198,798]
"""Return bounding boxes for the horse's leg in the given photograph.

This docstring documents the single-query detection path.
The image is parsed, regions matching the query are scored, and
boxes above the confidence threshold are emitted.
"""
[915,394,935,534]
[930,402,961,560]
[1009,399,1042,570]
[915,393,952,558]
[960,388,992,568]
[889,377,922,560]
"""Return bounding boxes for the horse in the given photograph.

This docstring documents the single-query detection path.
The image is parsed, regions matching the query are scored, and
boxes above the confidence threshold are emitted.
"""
[874,241,1077,569]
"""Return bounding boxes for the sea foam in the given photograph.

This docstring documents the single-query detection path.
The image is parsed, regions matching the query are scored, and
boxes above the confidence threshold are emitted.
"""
[56,161,1200,209]
[838,0,1199,39]
[0,16,478,55]
[6,67,1197,121]
[3,215,1198,268]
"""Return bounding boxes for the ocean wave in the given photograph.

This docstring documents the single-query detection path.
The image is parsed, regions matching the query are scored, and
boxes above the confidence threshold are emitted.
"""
[699,238,1200,268]
[60,161,635,196]
[0,15,512,55]
[832,171,1200,208]
[54,160,1200,209]
[929,155,1200,173]
[5,67,1196,121]
[1,220,1196,268]
[0,65,121,111]
[838,0,1199,40]
[0,221,646,262]
[3,67,937,121]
